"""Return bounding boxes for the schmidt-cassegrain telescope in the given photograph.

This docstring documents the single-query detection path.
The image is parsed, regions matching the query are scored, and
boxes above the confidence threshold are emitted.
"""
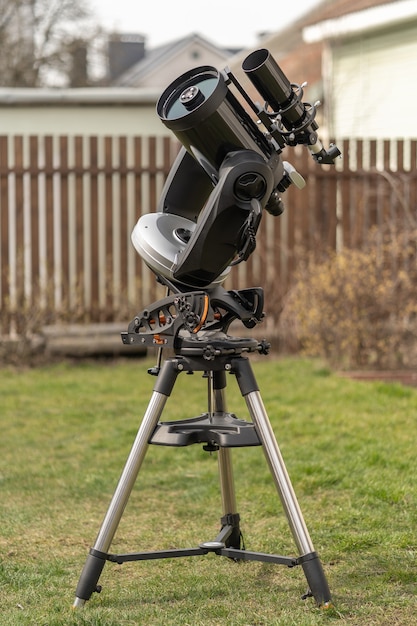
[73,48,339,611]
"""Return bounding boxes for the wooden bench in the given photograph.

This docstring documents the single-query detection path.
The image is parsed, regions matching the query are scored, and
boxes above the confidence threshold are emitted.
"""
[41,323,147,358]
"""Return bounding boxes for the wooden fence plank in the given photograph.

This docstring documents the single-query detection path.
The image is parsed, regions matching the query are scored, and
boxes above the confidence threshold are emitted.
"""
[104,136,113,318]
[133,136,143,303]
[409,140,417,227]
[29,136,39,307]
[44,136,54,310]
[119,136,128,301]
[340,138,351,248]
[74,136,84,311]
[59,136,69,314]
[0,137,9,332]
[148,137,159,304]
[89,136,99,315]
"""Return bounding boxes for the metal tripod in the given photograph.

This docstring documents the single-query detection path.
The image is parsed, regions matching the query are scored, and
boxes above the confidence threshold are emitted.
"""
[73,328,332,609]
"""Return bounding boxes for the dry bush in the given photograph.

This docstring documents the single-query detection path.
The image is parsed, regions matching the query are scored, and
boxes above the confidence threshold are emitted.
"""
[279,226,417,370]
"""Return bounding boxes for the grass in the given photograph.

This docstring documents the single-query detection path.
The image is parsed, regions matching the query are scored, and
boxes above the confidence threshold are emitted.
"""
[0,355,417,625]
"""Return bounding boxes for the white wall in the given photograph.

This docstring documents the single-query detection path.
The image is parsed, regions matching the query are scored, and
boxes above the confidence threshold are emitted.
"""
[329,22,417,139]
[0,105,165,136]
[0,89,167,136]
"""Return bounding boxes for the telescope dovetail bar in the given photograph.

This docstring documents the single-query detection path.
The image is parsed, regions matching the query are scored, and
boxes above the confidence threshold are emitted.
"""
[73,48,338,612]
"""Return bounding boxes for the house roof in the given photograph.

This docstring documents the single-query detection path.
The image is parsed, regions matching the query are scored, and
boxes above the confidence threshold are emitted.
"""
[225,0,408,125]
[303,0,417,41]
[0,87,160,106]
[115,33,239,87]
[231,0,408,53]
[303,0,403,25]
[229,0,413,81]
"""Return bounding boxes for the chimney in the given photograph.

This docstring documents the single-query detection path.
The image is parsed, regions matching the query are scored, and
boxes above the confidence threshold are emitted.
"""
[69,40,89,87]
[108,33,146,81]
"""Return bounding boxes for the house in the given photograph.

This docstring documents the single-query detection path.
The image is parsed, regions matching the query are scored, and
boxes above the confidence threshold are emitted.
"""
[227,2,330,130]
[114,33,240,89]
[229,0,417,141]
[303,0,417,139]
[0,33,241,137]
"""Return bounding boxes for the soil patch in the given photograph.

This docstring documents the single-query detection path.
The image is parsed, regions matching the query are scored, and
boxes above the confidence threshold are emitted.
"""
[339,371,417,387]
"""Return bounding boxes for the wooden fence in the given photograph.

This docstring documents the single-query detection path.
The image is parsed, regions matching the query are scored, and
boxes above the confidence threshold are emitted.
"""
[0,135,416,336]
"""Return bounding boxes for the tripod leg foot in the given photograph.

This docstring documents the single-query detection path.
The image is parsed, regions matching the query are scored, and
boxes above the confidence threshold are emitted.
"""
[300,552,332,608]
[73,550,106,606]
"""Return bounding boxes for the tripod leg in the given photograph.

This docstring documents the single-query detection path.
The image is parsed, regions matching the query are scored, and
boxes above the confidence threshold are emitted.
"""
[209,371,241,547]
[233,358,332,607]
[73,359,180,607]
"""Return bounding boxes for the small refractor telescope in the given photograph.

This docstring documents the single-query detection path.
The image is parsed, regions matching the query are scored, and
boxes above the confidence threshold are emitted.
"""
[132,48,340,291]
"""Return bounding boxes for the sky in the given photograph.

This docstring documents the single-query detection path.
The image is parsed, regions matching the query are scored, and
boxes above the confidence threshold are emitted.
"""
[91,0,322,49]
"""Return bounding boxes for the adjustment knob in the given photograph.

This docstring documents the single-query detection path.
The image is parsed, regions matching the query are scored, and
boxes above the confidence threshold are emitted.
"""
[180,85,204,110]
[235,173,267,200]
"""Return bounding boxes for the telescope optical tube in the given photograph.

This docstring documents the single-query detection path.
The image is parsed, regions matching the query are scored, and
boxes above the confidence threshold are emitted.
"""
[157,65,272,181]
[242,48,318,138]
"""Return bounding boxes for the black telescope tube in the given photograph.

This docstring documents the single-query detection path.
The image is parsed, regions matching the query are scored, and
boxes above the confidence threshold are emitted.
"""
[242,49,310,132]
[157,65,271,178]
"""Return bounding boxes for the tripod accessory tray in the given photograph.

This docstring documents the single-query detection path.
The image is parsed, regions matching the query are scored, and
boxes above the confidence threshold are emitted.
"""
[149,411,262,447]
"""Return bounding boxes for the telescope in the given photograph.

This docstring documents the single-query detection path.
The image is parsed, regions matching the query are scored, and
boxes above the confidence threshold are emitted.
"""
[131,47,340,291]
[74,48,339,611]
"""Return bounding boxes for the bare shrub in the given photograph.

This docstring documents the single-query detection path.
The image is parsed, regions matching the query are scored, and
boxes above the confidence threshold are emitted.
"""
[279,226,417,370]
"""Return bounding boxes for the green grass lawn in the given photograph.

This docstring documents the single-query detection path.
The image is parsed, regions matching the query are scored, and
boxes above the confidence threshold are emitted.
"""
[1,356,416,625]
